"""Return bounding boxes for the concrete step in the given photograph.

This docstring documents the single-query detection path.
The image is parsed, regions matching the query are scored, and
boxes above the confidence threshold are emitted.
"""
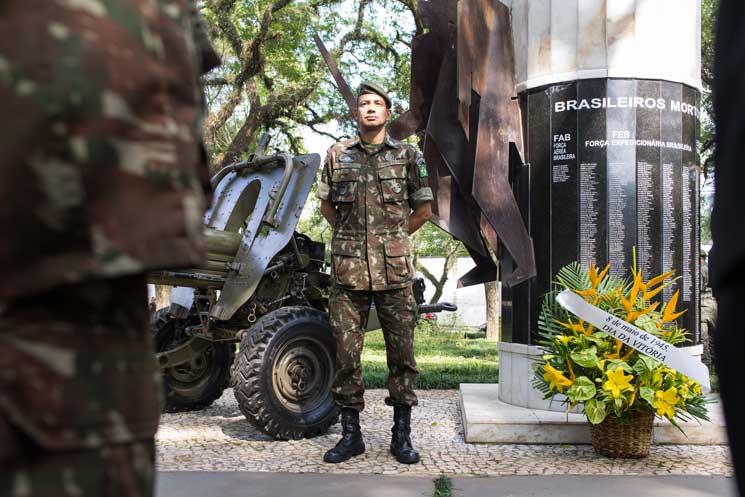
[156,472,739,497]
[460,383,728,444]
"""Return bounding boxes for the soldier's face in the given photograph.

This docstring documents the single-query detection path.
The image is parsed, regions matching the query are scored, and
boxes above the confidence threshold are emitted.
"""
[357,94,391,130]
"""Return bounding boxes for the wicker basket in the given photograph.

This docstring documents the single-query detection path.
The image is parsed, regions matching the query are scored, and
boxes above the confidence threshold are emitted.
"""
[589,409,655,458]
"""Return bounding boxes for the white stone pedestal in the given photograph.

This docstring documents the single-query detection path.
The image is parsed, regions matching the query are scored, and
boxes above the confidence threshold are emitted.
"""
[460,383,727,445]
[497,341,570,412]
[459,342,721,444]
[497,341,704,412]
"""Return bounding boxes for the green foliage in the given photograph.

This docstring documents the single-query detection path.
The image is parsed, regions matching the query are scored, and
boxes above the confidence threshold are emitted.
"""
[570,347,600,369]
[412,222,467,257]
[361,322,499,389]
[566,376,596,402]
[700,0,719,178]
[584,398,606,425]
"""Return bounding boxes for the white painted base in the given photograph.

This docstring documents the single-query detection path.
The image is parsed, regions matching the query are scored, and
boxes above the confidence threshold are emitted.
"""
[460,383,728,445]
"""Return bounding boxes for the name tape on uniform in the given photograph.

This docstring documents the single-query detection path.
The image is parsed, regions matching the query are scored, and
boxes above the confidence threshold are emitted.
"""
[555,290,711,392]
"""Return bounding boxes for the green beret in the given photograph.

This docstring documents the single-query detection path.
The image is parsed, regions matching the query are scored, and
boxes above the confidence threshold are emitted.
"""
[358,81,391,108]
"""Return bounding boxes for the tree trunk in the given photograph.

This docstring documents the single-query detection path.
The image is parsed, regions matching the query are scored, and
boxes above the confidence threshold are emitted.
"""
[484,280,501,341]
[155,285,173,312]
[414,250,458,305]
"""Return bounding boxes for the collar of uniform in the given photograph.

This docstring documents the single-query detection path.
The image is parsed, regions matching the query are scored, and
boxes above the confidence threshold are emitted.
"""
[345,133,402,151]
[341,135,361,150]
[384,133,403,149]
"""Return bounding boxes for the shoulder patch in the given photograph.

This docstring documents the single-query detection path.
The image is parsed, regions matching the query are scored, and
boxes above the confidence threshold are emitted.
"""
[417,157,428,178]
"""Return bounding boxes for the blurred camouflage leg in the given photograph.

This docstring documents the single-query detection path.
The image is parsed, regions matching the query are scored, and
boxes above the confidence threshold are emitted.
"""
[0,434,155,497]
[375,286,419,407]
[0,275,159,496]
[328,285,372,411]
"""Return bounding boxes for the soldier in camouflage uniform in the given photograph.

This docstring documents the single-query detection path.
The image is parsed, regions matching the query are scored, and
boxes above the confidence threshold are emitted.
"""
[317,82,433,464]
[0,1,216,495]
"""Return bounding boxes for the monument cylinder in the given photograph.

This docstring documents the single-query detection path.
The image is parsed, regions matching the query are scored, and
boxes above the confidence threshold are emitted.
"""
[501,0,702,345]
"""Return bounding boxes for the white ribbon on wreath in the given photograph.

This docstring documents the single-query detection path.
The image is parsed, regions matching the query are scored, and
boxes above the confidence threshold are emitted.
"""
[556,289,711,393]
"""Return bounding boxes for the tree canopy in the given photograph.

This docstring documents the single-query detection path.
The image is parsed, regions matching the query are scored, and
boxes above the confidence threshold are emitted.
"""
[201,0,420,169]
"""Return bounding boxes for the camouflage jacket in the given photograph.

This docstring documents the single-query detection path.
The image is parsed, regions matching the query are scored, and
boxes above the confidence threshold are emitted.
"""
[0,0,216,300]
[316,134,433,291]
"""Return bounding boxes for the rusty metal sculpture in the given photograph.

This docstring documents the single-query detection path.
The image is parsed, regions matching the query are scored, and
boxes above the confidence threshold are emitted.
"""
[315,0,535,288]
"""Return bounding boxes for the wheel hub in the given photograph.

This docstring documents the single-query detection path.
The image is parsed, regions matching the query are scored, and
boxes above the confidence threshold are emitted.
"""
[276,348,321,401]
[166,338,213,384]
[273,337,333,412]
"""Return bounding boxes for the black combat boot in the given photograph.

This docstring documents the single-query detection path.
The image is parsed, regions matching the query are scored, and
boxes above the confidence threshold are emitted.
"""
[323,407,365,463]
[390,406,420,464]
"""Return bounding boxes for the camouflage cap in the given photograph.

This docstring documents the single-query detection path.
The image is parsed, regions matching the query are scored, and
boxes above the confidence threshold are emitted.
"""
[358,81,392,108]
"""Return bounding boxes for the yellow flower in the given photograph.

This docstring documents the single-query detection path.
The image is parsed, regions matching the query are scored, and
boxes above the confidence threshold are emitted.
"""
[603,367,634,399]
[556,335,573,346]
[678,383,690,398]
[652,369,664,387]
[690,381,702,395]
[654,387,679,418]
[544,364,573,393]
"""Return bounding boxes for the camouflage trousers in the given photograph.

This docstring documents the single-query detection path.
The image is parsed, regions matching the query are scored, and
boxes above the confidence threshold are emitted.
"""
[329,284,419,411]
[0,432,155,497]
[0,275,160,497]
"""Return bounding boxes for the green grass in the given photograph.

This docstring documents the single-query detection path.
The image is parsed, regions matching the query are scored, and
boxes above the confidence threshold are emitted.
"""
[432,475,453,497]
[360,322,499,389]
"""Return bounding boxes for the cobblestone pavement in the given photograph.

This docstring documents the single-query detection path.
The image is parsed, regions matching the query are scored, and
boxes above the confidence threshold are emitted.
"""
[156,390,733,476]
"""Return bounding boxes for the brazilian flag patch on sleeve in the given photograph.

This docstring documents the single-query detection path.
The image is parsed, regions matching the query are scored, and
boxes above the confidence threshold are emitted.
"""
[417,157,428,178]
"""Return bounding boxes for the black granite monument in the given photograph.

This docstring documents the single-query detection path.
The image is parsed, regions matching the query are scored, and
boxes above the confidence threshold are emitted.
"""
[502,79,700,346]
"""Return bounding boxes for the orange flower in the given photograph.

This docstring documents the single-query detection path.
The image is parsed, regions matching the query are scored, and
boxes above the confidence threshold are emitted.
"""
[555,318,587,335]
[661,290,686,323]
[588,263,610,289]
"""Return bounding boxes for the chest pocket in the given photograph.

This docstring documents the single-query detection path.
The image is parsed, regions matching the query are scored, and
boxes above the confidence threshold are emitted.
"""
[332,166,361,203]
[377,161,408,203]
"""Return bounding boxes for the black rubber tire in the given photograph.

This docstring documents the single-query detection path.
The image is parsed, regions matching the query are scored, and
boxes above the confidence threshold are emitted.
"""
[232,306,338,440]
[152,308,235,413]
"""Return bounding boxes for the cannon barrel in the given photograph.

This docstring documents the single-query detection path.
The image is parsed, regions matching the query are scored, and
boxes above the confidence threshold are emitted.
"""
[147,228,240,288]
[205,228,241,257]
